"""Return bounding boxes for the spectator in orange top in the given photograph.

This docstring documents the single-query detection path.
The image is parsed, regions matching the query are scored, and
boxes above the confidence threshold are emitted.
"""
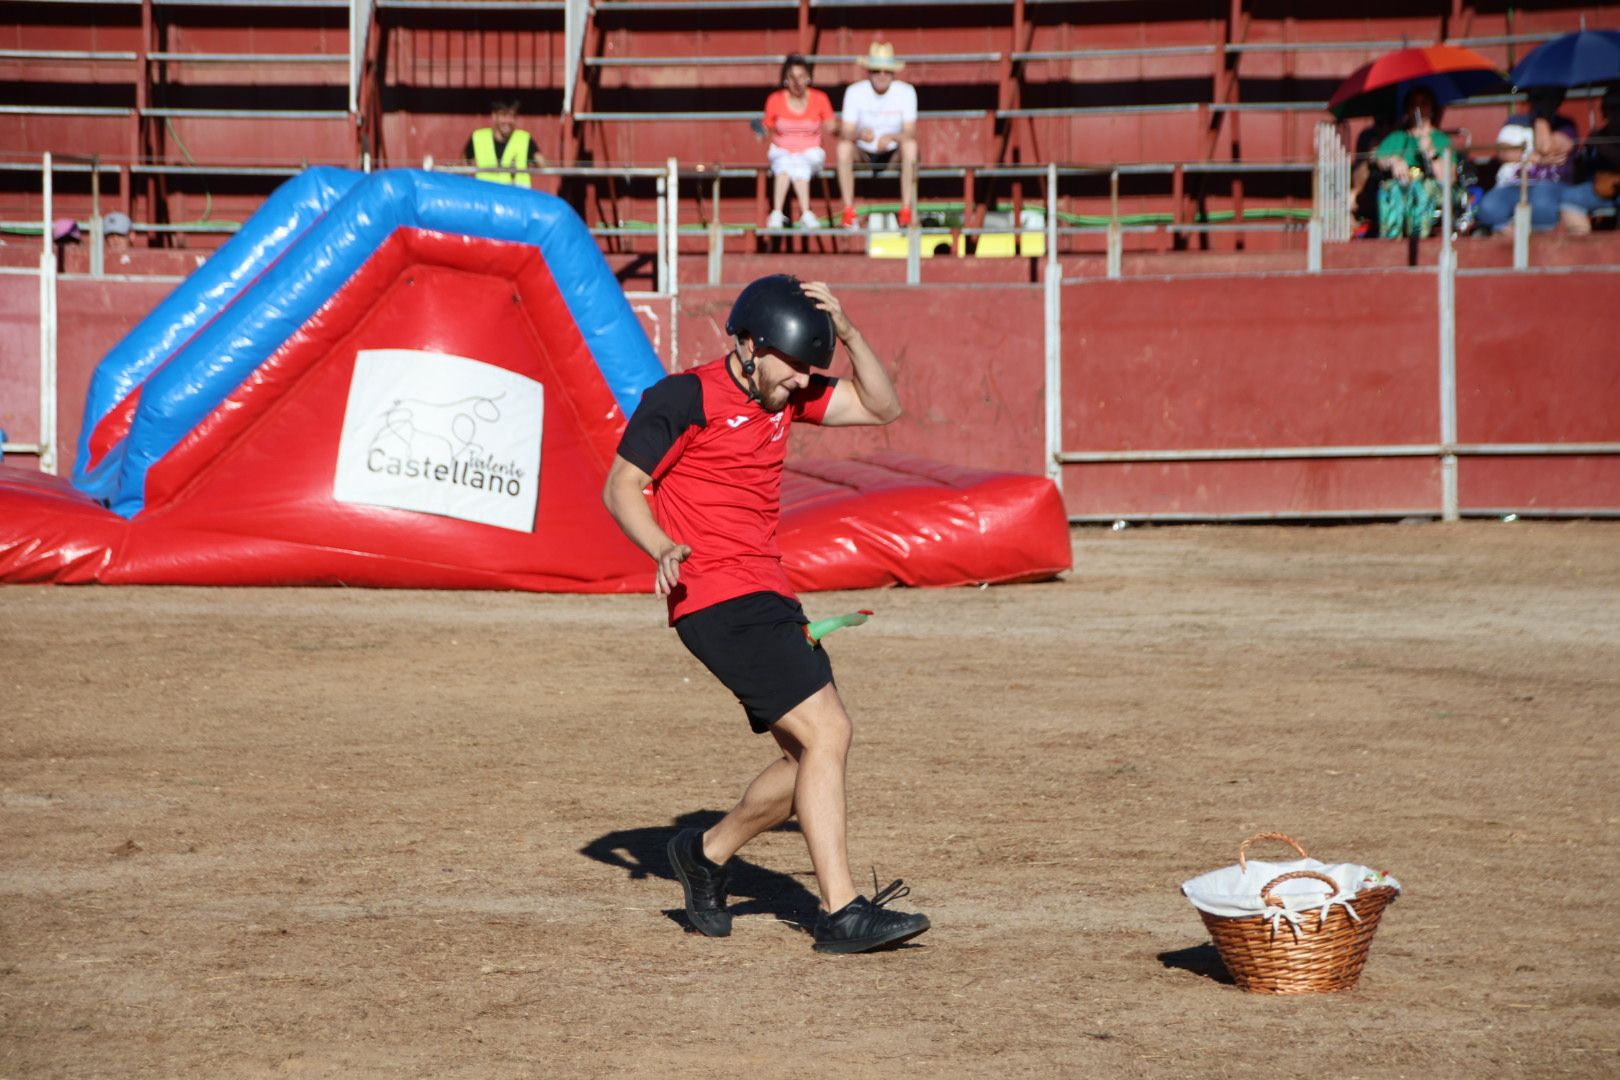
[763,54,838,229]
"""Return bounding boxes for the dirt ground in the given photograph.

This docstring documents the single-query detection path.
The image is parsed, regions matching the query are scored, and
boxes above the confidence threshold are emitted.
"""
[3,522,1618,1079]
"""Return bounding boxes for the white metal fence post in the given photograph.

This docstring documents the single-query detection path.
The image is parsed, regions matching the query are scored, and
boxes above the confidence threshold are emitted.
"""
[349,0,374,116]
[1439,149,1458,521]
[39,151,58,475]
[1311,125,1324,264]
[1044,162,1063,491]
[89,161,105,278]
[1105,167,1122,280]
[666,158,681,367]
[665,157,679,299]
[654,173,666,295]
[1512,169,1531,269]
[707,176,722,287]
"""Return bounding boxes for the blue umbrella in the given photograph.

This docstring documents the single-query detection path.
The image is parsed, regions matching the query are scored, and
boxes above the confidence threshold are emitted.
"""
[1510,29,1620,89]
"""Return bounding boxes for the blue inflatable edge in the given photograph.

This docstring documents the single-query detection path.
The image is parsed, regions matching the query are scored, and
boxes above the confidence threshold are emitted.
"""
[104,169,664,519]
[73,167,365,501]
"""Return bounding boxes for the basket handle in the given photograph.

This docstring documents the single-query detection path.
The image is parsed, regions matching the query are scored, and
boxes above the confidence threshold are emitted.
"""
[1260,870,1341,907]
[1238,831,1310,870]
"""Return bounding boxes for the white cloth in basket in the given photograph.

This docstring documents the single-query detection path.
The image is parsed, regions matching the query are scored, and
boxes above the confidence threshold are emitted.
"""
[1182,859,1402,922]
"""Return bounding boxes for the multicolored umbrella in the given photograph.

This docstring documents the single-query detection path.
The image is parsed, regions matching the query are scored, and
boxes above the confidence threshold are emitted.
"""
[1328,44,1507,120]
[1510,29,1620,90]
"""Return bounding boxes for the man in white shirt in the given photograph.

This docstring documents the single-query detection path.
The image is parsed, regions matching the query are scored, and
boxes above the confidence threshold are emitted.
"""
[836,43,919,229]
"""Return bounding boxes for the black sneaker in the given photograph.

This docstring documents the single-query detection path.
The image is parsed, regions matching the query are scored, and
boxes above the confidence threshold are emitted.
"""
[667,828,732,938]
[812,876,930,954]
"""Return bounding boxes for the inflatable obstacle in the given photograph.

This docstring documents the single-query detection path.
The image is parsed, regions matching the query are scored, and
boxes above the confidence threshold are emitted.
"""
[0,169,1070,590]
[73,167,366,503]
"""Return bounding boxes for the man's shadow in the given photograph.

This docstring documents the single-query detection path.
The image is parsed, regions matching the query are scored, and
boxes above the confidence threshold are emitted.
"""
[579,810,821,934]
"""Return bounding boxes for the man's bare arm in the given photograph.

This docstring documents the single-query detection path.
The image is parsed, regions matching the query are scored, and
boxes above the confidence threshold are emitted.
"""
[603,455,690,595]
[801,281,901,428]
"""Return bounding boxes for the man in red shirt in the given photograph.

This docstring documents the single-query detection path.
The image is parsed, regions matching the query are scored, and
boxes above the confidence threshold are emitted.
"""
[602,274,929,954]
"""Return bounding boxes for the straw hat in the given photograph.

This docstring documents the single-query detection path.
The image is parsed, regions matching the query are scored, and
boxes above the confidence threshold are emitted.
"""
[859,42,905,73]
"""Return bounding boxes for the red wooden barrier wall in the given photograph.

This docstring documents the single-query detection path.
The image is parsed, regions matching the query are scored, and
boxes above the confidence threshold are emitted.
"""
[5,269,1616,520]
[0,275,43,451]
[1059,270,1443,518]
[1455,271,1620,513]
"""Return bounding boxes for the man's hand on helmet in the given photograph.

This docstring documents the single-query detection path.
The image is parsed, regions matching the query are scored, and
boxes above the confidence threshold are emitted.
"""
[802,281,853,341]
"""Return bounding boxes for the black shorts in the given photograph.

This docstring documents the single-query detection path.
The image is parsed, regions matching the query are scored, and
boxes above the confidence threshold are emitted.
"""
[675,591,835,734]
[857,146,899,168]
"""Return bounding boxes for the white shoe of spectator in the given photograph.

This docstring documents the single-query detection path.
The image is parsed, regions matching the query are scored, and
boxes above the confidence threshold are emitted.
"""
[766,210,788,229]
[798,211,820,229]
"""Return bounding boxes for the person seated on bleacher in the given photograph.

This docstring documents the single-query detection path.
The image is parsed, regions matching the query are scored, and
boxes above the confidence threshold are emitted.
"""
[103,211,134,269]
[836,42,918,229]
[764,54,838,230]
[1559,85,1620,236]
[1474,88,1579,236]
[1350,116,1397,238]
[463,98,547,188]
[52,218,80,273]
[1374,87,1455,239]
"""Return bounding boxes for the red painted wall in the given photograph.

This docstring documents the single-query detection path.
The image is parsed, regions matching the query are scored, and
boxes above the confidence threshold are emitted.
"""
[1455,272,1620,445]
[677,283,1049,478]
[1454,270,1620,512]
[0,274,43,449]
[1059,270,1442,517]
[52,279,174,473]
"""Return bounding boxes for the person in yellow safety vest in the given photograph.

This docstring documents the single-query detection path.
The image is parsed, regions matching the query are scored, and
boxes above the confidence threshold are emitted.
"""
[463,98,546,187]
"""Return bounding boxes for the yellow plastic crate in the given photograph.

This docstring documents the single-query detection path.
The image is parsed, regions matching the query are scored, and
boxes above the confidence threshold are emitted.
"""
[972,231,1046,258]
[865,230,1046,259]
[866,231,964,259]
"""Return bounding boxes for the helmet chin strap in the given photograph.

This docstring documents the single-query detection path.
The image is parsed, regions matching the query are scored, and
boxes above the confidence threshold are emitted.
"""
[731,341,762,402]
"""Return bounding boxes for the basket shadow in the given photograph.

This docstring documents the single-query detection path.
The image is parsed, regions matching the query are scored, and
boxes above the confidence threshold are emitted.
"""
[578,809,821,934]
[1158,943,1235,985]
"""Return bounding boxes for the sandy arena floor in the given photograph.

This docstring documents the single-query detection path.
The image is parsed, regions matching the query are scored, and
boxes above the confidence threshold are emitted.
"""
[3,522,1618,1079]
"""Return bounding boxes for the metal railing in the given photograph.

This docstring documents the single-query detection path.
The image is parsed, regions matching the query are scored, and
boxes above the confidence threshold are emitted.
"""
[6,149,1616,529]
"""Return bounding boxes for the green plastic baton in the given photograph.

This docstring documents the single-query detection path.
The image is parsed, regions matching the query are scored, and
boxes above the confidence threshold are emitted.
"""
[805,609,874,644]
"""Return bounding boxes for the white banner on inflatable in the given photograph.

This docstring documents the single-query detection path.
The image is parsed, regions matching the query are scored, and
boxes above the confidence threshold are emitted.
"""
[334,348,543,532]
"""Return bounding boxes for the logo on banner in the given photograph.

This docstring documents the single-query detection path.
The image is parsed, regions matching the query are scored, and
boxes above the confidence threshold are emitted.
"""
[333,349,543,532]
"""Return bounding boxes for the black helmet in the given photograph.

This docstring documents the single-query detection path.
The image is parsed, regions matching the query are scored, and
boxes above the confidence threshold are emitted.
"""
[724,274,835,369]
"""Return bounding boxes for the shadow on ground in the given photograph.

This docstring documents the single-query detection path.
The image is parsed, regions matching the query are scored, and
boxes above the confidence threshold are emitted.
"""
[1157,943,1235,985]
[580,810,820,933]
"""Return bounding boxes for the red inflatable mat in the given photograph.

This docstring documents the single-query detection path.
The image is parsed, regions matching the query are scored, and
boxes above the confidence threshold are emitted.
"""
[780,451,1071,591]
[0,468,128,584]
[0,453,1070,591]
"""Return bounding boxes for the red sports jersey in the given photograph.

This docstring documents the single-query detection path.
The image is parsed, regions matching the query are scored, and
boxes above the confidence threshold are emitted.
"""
[617,356,836,622]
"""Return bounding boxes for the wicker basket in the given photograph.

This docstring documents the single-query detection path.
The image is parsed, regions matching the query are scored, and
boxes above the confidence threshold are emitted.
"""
[1197,832,1399,995]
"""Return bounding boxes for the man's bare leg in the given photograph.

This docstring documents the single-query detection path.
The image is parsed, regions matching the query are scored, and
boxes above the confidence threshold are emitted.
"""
[770,682,857,912]
[900,136,919,213]
[669,729,802,939]
[836,139,858,216]
[702,728,802,864]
